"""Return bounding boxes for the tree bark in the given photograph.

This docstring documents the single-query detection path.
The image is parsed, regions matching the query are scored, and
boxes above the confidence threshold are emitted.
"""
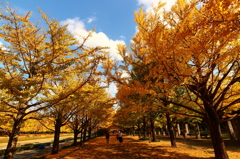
[231,117,240,140]
[73,130,79,146]
[181,123,186,138]
[166,113,177,147]
[174,125,178,137]
[150,119,156,142]
[185,123,189,137]
[155,127,160,136]
[205,105,229,159]
[51,118,62,154]
[142,116,147,138]
[161,126,166,136]
[83,127,87,142]
[88,120,92,140]
[226,120,236,141]
[137,121,141,138]
[4,119,22,159]
[80,130,83,146]
[176,124,181,136]
[195,123,201,139]
[132,126,135,136]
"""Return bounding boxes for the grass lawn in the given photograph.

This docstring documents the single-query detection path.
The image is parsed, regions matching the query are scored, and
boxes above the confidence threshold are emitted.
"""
[0,133,73,143]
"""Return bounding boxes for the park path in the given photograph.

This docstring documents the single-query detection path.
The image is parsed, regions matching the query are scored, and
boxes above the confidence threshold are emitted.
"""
[33,134,215,159]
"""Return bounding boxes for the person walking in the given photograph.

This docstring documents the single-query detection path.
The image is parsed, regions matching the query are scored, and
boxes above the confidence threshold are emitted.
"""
[118,130,123,143]
[105,131,110,143]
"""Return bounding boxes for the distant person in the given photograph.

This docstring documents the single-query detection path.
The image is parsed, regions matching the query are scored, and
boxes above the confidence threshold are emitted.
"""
[105,131,110,143]
[118,130,123,143]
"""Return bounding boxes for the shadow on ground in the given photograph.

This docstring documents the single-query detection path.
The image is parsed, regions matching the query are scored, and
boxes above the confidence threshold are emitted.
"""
[36,135,217,159]
[158,136,240,153]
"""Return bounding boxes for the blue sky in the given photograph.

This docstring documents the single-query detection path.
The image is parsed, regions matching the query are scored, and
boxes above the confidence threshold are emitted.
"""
[6,0,177,96]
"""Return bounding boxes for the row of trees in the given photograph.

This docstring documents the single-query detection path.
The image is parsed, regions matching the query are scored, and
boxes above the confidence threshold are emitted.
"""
[107,0,240,159]
[0,4,114,159]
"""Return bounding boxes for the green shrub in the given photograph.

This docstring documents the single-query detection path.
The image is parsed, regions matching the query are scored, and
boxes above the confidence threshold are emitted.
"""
[139,137,149,140]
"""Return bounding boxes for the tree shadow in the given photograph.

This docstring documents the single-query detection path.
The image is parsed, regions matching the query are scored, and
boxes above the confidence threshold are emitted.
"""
[157,136,240,153]
[158,136,214,149]
[42,136,215,159]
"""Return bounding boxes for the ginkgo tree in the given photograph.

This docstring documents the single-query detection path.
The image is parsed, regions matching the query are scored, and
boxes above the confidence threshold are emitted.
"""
[106,0,240,158]
[67,82,114,145]
[0,4,108,159]
[130,0,240,159]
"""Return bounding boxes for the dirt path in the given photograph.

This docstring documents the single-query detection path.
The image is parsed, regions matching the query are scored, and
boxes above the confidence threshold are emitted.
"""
[35,135,217,159]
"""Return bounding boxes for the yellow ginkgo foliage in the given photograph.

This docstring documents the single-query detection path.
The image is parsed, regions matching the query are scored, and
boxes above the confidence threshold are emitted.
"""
[106,0,240,159]
[0,4,108,159]
[130,0,240,159]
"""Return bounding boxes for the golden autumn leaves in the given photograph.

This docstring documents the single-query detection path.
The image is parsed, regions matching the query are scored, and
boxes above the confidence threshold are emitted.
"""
[0,3,114,158]
[0,0,239,158]
[111,0,240,159]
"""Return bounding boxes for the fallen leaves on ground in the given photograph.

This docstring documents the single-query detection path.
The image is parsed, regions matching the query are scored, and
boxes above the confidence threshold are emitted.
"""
[35,135,240,159]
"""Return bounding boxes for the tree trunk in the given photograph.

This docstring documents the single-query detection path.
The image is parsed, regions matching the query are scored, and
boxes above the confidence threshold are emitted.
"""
[132,126,135,136]
[143,116,147,138]
[174,125,178,137]
[161,126,166,136]
[51,118,61,154]
[4,119,22,159]
[226,120,236,140]
[83,115,88,142]
[195,123,201,139]
[88,122,92,140]
[83,127,87,142]
[231,117,240,140]
[80,130,83,146]
[150,119,156,142]
[166,113,177,147]
[185,123,189,137]
[73,130,79,146]
[137,121,141,138]
[177,124,181,136]
[165,125,169,136]
[181,123,186,138]
[205,105,229,159]
[155,127,160,136]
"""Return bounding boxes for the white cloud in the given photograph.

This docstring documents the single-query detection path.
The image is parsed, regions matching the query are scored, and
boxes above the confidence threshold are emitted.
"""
[121,70,130,78]
[137,0,177,11]
[87,17,96,23]
[61,17,124,60]
[106,82,117,96]
[61,17,125,97]
[120,36,126,40]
